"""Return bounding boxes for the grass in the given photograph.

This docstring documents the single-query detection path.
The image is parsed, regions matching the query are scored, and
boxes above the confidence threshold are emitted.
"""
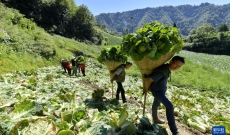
[95,26,122,45]
[170,51,230,98]
[0,3,102,74]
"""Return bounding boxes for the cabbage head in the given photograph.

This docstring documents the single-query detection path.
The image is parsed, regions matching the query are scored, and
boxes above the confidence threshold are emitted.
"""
[120,20,184,61]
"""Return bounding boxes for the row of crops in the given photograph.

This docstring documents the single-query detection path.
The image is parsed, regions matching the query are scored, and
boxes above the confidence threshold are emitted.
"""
[0,56,229,134]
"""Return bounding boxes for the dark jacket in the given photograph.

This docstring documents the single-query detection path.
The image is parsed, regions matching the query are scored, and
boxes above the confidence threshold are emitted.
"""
[151,64,171,94]
[114,64,126,82]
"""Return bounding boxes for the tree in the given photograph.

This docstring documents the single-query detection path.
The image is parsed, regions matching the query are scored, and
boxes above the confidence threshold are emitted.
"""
[218,24,229,32]
[173,22,177,27]
[1,0,43,22]
[196,23,216,35]
[50,0,76,35]
[72,5,95,40]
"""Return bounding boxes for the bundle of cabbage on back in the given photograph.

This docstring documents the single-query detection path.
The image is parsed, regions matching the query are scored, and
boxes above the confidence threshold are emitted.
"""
[97,46,127,77]
[77,55,86,64]
[121,20,184,94]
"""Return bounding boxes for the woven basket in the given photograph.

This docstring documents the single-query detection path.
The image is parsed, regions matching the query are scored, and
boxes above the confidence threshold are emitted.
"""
[104,61,123,80]
[133,52,174,75]
[103,61,124,72]
[132,52,174,93]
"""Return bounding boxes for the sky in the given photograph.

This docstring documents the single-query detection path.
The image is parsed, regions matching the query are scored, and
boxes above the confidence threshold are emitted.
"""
[74,0,230,16]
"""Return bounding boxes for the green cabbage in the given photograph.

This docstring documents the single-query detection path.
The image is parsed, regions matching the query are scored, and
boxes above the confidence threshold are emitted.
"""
[97,46,127,63]
[121,20,184,61]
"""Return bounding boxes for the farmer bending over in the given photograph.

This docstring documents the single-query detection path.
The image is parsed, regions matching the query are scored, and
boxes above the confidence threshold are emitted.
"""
[144,56,185,135]
[110,62,133,103]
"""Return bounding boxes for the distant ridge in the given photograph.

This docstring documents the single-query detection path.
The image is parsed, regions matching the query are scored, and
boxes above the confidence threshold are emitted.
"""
[95,3,230,36]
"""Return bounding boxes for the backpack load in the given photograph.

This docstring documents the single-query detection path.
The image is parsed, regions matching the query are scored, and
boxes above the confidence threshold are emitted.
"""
[121,20,184,93]
[76,55,86,64]
[97,46,127,75]
[120,21,184,115]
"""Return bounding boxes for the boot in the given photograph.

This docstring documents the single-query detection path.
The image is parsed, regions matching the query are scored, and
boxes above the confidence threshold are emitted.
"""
[153,118,165,124]
[172,132,180,135]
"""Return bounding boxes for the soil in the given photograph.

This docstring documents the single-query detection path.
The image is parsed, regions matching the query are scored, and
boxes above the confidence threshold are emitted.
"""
[78,80,210,135]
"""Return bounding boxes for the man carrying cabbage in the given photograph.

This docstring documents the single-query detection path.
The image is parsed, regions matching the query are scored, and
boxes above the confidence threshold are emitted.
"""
[110,62,133,103]
[144,56,185,135]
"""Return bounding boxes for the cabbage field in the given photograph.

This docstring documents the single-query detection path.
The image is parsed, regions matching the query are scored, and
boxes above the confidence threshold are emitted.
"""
[0,54,230,135]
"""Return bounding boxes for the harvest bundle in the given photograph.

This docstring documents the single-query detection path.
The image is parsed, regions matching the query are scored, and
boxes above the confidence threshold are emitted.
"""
[97,46,127,98]
[76,55,86,64]
[121,20,183,90]
[121,20,184,114]
[97,46,127,72]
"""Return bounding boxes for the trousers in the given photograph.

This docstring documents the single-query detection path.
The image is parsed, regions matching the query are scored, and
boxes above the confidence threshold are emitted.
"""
[116,82,126,103]
[152,90,178,133]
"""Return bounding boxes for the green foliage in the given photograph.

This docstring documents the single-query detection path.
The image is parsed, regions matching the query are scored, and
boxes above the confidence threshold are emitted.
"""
[1,0,95,41]
[121,20,183,61]
[9,119,57,135]
[1,2,230,134]
[0,57,230,134]
[85,122,108,135]
[218,23,229,32]
[76,55,86,64]
[196,24,216,35]
[95,26,122,45]
[184,23,230,55]
[8,119,29,135]
[58,92,75,102]
[44,74,54,81]
[56,121,70,132]
[96,3,230,37]
[57,130,75,135]
[97,46,127,63]
[92,89,104,101]
[0,3,102,74]
[10,100,43,120]
[171,50,230,98]
[139,116,153,130]
[28,76,37,86]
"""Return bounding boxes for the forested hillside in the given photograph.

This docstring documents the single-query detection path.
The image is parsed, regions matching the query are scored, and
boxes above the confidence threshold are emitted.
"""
[96,3,230,56]
[2,0,230,55]
[0,2,101,74]
[1,0,104,45]
[95,3,230,36]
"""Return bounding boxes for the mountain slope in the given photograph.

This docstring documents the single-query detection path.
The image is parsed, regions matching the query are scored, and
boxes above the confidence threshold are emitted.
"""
[0,2,101,74]
[95,3,230,36]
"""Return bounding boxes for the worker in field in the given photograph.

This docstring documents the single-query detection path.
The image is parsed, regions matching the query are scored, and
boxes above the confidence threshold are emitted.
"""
[65,60,72,76]
[71,56,77,76]
[76,55,86,76]
[61,59,67,73]
[144,56,185,135]
[110,62,133,103]
[80,63,86,76]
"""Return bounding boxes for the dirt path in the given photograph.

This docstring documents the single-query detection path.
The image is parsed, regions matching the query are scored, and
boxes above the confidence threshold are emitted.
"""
[157,111,205,135]
[78,80,207,135]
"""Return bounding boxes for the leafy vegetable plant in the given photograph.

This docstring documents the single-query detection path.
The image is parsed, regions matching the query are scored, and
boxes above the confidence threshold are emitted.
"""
[121,20,184,61]
[97,46,127,63]
[76,55,86,64]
